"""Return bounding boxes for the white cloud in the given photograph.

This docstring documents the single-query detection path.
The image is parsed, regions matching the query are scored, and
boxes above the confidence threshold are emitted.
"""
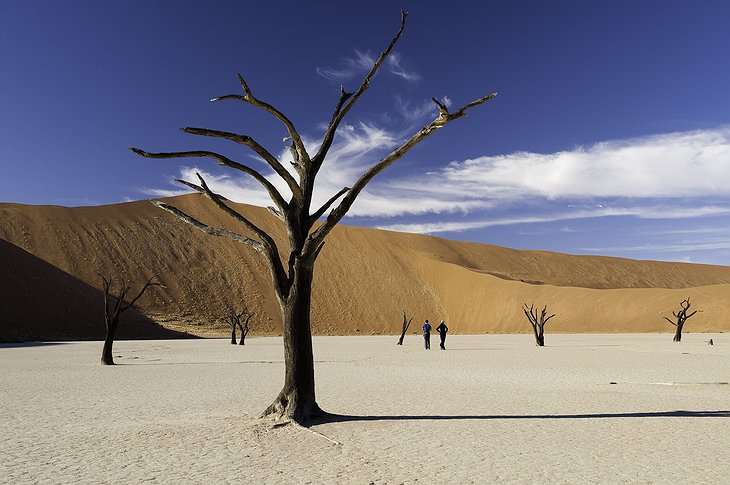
[438,128,730,199]
[387,53,420,82]
[316,49,420,83]
[376,205,730,235]
[142,122,730,237]
[581,240,730,253]
[315,49,375,81]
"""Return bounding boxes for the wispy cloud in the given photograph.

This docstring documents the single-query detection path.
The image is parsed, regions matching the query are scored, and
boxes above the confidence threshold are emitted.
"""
[315,49,375,82]
[141,122,730,242]
[386,53,419,82]
[316,49,420,83]
[375,205,730,235]
[580,240,730,254]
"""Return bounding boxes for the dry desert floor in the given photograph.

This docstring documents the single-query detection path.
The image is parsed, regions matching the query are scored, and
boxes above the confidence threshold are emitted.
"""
[1,334,729,484]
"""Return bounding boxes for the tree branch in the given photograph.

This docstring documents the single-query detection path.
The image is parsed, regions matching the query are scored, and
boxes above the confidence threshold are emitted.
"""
[310,186,350,223]
[181,127,300,196]
[304,91,498,250]
[121,276,163,312]
[211,73,310,166]
[174,179,228,200]
[129,147,288,211]
[151,199,288,297]
[663,316,678,326]
[152,200,266,252]
[193,173,285,265]
[312,11,408,169]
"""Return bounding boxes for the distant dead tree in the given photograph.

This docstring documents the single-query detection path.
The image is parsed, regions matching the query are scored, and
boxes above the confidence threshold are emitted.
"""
[397,310,413,345]
[131,11,497,424]
[226,309,240,344]
[662,298,700,342]
[522,303,555,347]
[226,308,253,345]
[100,275,160,365]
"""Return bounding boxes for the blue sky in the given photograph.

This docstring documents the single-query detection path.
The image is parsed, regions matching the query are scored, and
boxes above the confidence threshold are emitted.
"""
[2,1,730,265]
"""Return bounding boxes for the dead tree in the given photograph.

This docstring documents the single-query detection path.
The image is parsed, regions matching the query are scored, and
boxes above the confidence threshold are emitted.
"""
[130,11,497,424]
[522,303,555,347]
[225,309,241,344]
[238,313,253,345]
[226,308,252,345]
[100,275,160,365]
[397,310,413,345]
[662,298,700,342]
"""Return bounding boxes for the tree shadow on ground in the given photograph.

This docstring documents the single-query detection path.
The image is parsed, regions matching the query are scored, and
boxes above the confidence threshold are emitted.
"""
[310,409,730,425]
[0,341,72,348]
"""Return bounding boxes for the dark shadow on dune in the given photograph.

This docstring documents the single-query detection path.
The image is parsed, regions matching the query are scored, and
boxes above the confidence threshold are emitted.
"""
[0,238,196,342]
[310,410,730,425]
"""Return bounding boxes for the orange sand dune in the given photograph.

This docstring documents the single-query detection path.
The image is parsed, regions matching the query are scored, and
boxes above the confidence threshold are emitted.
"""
[0,239,192,341]
[1,194,729,338]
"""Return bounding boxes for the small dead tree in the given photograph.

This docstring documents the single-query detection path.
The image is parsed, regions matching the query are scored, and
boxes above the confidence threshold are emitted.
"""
[226,308,253,346]
[226,309,241,344]
[131,11,497,424]
[522,303,555,347]
[100,275,160,365]
[397,310,413,345]
[662,298,700,342]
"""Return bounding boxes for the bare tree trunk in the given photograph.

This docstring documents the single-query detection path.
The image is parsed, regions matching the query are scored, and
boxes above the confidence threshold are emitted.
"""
[536,325,545,347]
[673,323,683,342]
[230,324,237,344]
[238,314,251,345]
[263,260,323,423]
[397,310,412,345]
[101,315,117,365]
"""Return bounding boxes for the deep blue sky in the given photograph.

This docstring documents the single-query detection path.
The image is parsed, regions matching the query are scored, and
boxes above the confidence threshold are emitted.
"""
[2,1,730,264]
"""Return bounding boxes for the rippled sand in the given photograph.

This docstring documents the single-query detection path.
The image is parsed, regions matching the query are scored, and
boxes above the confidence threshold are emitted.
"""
[2,334,728,484]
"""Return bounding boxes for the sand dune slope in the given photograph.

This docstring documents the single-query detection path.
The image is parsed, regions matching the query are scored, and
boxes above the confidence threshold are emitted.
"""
[0,239,192,342]
[1,194,729,337]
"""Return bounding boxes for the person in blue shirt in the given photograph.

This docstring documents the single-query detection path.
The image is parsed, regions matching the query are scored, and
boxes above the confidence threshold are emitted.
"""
[436,319,449,350]
[422,319,432,350]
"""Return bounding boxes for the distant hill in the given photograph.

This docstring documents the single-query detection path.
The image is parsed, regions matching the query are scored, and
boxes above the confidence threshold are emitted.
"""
[2,194,729,339]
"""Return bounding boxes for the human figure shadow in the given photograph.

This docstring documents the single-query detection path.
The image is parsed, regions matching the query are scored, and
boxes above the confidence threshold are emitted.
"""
[309,409,730,426]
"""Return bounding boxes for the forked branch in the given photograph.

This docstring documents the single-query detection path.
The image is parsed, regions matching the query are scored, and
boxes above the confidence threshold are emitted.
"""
[313,11,408,168]
[151,200,287,295]
[181,127,300,196]
[129,147,287,211]
[152,201,266,252]
[310,186,350,222]
[211,73,310,166]
[305,91,498,251]
[193,173,282,256]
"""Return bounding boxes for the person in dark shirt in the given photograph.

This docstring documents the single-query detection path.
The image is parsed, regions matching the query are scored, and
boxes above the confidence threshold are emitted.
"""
[422,320,432,350]
[436,319,448,350]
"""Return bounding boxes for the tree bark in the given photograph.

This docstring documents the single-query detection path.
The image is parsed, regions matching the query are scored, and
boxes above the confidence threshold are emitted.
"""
[101,310,118,365]
[397,311,412,345]
[263,260,324,423]
[100,330,116,365]
[673,323,683,342]
[230,324,237,344]
[536,328,545,347]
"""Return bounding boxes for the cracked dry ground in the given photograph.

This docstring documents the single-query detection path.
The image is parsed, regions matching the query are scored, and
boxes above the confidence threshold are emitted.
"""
[2,335,728,484]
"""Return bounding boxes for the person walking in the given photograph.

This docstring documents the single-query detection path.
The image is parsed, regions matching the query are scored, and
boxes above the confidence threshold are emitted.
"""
[436,319,449,350]
[422,319,432,350]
